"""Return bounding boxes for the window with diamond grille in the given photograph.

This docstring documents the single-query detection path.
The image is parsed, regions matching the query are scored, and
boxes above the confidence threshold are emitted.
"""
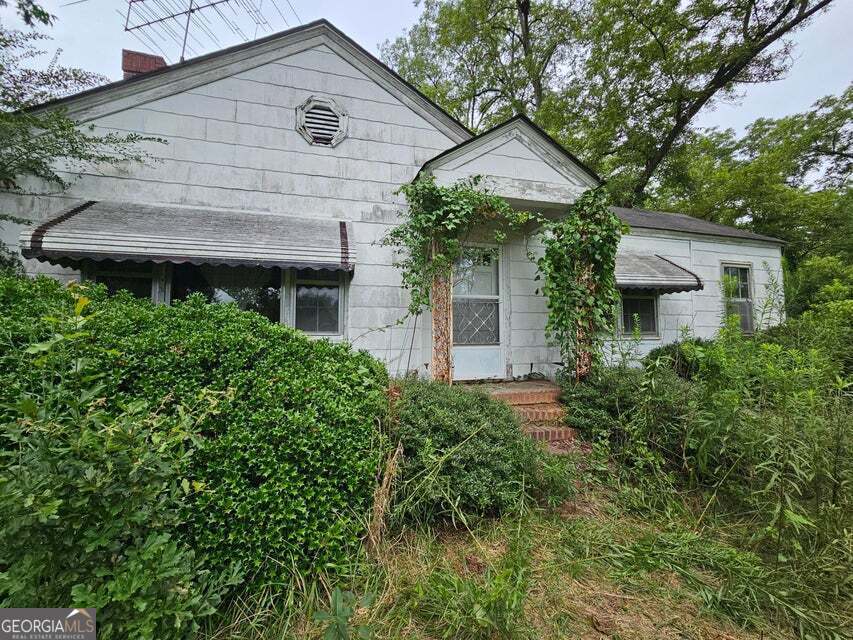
[453,249,499,345]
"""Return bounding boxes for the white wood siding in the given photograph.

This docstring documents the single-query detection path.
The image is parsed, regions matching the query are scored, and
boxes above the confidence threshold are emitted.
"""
[0,36,784,378]
[1,42,460,373]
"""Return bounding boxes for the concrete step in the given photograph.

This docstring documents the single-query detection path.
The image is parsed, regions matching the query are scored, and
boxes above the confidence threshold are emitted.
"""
[513,402,565,423]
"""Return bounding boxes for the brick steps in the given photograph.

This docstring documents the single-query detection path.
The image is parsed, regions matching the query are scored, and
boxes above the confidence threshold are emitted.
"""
[525,425,578,442]
[475,381,578,443]
[488,387,561,406]
[514,402,565,423]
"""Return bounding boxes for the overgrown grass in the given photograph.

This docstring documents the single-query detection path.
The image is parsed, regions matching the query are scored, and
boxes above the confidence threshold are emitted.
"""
[202,466,837,639]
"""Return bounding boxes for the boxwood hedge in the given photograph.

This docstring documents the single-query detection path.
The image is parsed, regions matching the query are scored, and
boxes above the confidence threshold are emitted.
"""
[0,274,389,584]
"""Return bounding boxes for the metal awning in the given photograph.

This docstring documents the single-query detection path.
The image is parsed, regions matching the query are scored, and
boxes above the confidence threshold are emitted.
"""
[616,253,702,293]
[20,201,356,271]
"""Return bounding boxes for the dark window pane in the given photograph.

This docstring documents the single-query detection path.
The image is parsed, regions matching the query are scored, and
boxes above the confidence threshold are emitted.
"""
[622,297,656,334]
[295,284,340,333]
[96,274,152,300]
[171,264,280,322]
[726,299,754,333]
[453,299,500,345]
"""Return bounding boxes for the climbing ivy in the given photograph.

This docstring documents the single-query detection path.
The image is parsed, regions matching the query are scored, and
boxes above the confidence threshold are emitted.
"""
[382,175,537,316]
[384,176,622,381]
[534,188,623,378]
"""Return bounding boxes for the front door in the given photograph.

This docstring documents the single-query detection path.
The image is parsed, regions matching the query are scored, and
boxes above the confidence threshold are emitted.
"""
[452,247,505,380]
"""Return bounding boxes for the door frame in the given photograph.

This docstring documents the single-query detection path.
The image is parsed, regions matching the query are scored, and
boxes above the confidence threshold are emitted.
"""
[449,242,510,381]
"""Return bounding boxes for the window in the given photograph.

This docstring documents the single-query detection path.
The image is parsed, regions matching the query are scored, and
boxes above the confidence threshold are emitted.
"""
[620,295,658,336]
[171,264,281,323]
[453,249,500,346]
[92,263,153,300]
[722,264,753,332]
[293,269,342,335]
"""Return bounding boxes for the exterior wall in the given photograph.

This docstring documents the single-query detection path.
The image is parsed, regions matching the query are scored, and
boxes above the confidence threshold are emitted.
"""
[0,35,785,380]
[507,232,561,379]
[1,42,462,376]
[611,229,785,360]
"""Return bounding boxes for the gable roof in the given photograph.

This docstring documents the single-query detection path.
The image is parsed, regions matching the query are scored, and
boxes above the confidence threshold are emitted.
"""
[613,206,783,244]
[418,114,602,186]
[30,19,471,143]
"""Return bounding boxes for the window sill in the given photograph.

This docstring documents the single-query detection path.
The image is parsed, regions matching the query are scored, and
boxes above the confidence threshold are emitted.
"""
[615,334,662,341]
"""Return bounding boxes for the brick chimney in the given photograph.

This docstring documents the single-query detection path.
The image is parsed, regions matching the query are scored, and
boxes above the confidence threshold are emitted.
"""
[121,49,167,80]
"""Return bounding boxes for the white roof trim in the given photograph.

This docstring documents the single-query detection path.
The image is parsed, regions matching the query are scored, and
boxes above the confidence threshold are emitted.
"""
[33,21,470,144]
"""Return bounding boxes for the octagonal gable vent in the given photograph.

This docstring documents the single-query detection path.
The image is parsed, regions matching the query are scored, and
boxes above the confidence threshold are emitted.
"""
[296,96,348,147]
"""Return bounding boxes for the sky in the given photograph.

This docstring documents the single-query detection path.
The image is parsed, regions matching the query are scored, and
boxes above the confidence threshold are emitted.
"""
[1,0,851,134]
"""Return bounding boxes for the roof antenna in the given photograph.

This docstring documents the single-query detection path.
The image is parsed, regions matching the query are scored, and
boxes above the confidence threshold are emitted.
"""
[180,0,193,61]
[123,0,291,63]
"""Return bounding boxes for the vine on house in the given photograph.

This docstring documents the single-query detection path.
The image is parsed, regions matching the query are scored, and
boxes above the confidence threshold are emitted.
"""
[384,176,622,382]
[382,175,535,316]
[382,175,536,382]
[534,188,623,379]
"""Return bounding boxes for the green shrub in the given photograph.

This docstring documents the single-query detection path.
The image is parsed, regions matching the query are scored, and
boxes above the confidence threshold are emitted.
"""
[559,365,643,439]
[0,274,390,587]
[390,380,561,524]
[786,255,853,317]
[760,299,853,375]
[0,297,239,639]
[644,337,714,379]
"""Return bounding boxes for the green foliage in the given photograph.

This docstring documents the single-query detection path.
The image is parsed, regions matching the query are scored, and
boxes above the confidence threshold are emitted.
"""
[648,88,853,268]
[602,531,841,634]
[535,188,623,373]
[409,532,530,639]
[390,380,565,524]
[785,255,853,317]
[381,175,536,316]
[562,301,853,637]
[0,274,390,588]
[313,588,375,640]
[386,0,833,204]
[560,365,643,438]
[644,337,715,379]
[0,28,165,193]
[0,0,52,25]
[385,178,621,378]
[0,288,239,639]
[761,299,853,376]
[380,0,582,131]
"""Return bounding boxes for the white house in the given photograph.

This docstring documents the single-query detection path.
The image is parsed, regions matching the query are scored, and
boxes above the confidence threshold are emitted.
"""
[3,20,784,381]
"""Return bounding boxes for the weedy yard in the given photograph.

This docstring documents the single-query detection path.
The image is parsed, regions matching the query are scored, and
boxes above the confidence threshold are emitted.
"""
[203,467,821,640]
[2,274,850,640]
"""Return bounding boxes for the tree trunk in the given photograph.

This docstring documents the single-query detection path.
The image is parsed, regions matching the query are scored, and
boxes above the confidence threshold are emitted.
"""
[431,251,453,384]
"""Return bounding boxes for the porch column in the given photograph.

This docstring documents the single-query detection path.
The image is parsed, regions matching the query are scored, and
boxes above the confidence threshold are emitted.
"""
[431,262,453,384]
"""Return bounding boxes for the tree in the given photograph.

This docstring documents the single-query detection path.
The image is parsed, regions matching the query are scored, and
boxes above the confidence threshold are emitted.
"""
[0,0,52,26]
[0,26,162,267]
[386,0,837,205]
[381,0,583,131]
[569,0,837,204]
[648,86,852,267]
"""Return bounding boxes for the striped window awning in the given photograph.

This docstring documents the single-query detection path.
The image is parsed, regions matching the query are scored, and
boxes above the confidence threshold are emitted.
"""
[20,201,356,271]
[616,253,702,294]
